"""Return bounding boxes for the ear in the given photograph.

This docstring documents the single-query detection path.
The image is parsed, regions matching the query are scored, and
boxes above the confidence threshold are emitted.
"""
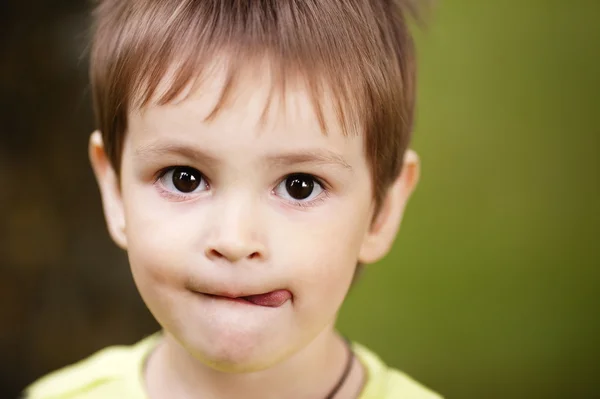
[89,131,128,249]
[358,149,420,264]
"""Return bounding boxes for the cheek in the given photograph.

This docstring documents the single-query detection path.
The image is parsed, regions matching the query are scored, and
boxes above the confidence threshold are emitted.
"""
[281,201,372,314]
[122,189,194,292]
[122,201,202,335]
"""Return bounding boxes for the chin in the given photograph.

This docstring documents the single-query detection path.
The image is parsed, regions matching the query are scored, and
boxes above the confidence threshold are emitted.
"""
[176,323,291,373]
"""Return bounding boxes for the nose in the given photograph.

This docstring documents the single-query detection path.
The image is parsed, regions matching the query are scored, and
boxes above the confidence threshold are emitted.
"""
[204,194,267,263]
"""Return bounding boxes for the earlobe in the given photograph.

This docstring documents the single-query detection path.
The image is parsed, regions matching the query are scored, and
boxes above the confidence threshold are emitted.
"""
[358,149,420,264]
[89,131,128,249]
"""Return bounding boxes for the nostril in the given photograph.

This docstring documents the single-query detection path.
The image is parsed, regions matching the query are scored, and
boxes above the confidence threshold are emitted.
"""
[208,249,224,259]
[205,246,262,261]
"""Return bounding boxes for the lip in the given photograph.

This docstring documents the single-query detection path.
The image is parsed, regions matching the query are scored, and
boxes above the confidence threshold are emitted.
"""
[210,291,254,299]
[202,289,292,308]
[204,294,256,305]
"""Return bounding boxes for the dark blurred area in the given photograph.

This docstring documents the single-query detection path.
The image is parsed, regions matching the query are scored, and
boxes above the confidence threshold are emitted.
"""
[0,2,158,398]
[1,1,599,399]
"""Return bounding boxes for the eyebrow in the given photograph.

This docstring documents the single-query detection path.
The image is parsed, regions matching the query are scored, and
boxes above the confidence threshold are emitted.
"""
[134,142,352,171]
[135,142,219,164]
[265,151,352,170]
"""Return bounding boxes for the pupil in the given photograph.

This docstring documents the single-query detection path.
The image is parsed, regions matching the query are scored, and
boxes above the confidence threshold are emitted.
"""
[172,167,200,192]
[286,175,314,200]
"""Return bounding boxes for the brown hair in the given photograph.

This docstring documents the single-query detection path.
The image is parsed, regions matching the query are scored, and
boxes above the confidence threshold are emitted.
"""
[90,0,421,208]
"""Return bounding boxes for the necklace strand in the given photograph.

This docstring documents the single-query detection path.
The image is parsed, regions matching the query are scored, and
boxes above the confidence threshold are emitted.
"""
[324,338,354,399]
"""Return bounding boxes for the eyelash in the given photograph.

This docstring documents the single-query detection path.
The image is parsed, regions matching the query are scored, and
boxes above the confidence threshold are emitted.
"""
[153,166,330,208]
[277,178,330,209]
[288,195,328,209]
[152,167,208,202]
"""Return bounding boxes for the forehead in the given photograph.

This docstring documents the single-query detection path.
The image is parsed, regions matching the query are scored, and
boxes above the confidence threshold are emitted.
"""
[127,59,364,157]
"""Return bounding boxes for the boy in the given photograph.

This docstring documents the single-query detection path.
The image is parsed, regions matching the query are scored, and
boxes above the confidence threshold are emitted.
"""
[26,0,442,398]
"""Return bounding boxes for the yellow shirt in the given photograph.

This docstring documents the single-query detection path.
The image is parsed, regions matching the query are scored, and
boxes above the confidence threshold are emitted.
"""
[26,334,442,399]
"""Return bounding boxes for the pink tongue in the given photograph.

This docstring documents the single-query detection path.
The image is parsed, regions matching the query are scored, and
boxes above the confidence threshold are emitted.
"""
[243,290,291,307]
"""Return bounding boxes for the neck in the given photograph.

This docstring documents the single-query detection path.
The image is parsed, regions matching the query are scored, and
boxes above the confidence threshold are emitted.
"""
[145,325,364,399]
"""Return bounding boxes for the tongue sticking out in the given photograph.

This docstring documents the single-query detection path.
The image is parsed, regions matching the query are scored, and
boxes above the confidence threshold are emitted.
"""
[242,289,291,307]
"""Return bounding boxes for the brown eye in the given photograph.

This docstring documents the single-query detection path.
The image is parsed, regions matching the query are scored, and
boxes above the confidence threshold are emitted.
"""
[274,173,325,206]
[160,166,206,194]
[285,174,315,200]
[172,167,201,192]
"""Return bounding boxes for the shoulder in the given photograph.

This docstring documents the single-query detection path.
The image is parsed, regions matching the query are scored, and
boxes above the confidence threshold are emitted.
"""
[352,342,443,399]
[383,369,443,399]
[24,334,159,399]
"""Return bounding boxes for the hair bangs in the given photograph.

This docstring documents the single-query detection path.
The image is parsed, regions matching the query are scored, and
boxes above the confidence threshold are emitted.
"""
[91,0,420,207]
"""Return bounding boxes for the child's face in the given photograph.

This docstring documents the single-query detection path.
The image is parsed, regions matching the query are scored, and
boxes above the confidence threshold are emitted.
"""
[91,64,418,371]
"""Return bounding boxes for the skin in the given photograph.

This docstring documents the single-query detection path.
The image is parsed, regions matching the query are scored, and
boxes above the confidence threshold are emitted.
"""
[89,63,420,399]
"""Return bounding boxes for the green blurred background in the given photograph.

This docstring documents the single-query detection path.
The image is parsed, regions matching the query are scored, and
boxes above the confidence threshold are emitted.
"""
[1,1,598,398]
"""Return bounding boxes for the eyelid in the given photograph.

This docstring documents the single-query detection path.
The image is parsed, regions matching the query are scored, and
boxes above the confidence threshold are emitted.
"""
[153,165,181,182]
[286,192,330,209]
[278,172,329,190]
[154,165,208,184]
